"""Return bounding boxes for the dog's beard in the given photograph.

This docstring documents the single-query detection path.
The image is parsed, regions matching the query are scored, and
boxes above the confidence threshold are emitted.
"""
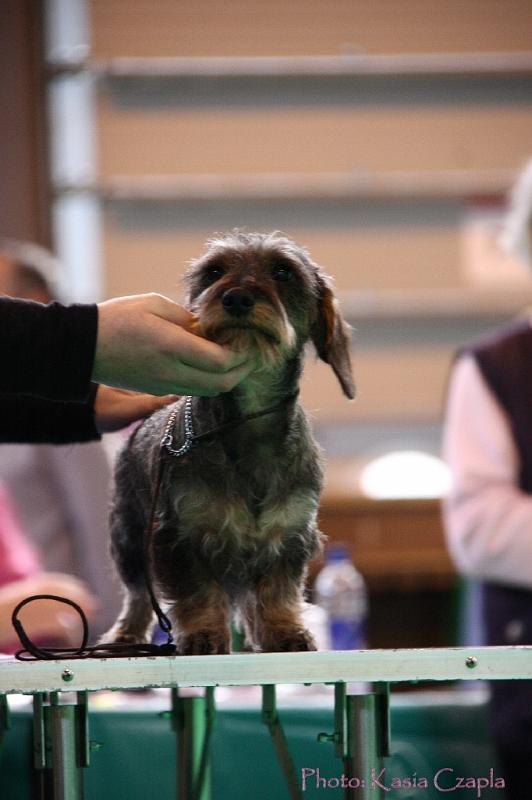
[192,302,296,372]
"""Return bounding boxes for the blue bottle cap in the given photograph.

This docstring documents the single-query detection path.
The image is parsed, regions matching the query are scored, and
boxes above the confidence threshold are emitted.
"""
[326,544,350,562]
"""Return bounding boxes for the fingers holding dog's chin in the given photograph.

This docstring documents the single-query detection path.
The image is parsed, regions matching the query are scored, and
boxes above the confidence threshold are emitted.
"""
[210,336,263,376]
[188,323,264,371]
[178,329,253,374]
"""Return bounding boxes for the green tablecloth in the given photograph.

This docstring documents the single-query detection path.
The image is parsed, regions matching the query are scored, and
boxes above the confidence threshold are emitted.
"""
[0,690,504,799]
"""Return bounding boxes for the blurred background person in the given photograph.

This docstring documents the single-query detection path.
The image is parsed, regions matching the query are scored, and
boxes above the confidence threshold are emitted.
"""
[0,240,122,640]
[443,160,532,799]
[0,480,96,652]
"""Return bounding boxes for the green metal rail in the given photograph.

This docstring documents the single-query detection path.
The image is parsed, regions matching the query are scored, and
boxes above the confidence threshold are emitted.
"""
[1,646,530,800]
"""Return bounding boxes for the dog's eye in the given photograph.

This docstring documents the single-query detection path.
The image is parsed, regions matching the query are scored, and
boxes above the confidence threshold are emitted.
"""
[272,263,293,282]
[204,265,225,284]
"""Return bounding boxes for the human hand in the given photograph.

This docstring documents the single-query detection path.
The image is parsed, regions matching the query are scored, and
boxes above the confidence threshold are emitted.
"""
[0,573,98,649]
[94,385,178,433]
[93,293,254,396]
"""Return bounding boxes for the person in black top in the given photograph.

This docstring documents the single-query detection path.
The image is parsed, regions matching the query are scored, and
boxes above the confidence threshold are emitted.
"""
[0,292,253,444]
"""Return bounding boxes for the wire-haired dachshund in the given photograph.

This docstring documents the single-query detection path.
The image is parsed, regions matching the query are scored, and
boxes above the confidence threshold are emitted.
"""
[101,231,354,654]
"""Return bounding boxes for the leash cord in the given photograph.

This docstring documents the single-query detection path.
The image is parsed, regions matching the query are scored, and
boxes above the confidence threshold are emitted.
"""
[11,595,176,661]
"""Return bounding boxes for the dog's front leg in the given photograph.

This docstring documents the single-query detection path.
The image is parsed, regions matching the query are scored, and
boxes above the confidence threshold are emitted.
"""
[99,587,155,645]
[168,582,231,655]
[251,565,317,653]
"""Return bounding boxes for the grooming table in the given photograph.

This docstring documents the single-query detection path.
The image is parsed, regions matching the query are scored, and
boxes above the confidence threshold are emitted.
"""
[0,647,531,800]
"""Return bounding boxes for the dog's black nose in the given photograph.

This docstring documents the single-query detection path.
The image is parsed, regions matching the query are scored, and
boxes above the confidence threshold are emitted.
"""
[221,288,255,316]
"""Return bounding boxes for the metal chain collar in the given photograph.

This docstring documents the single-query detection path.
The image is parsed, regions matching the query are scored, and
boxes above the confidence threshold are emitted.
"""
[160,390,299,459]
[160,396,194,458]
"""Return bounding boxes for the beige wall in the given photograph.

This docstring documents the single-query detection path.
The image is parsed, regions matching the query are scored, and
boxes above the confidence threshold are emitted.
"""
[91,0,532,57]
[98,102,532,177]
[88,0,532,426]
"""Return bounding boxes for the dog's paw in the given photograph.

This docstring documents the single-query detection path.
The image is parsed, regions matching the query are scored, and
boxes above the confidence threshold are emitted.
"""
[260,627,317,653]
[177,630,230,656]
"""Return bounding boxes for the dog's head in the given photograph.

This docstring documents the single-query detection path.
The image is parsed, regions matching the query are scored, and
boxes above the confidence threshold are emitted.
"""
[185,231,354,398]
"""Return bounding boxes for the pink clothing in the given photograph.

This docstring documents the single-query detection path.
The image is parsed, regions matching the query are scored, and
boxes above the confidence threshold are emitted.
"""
[0,441,122,636]
[0,482,40,586]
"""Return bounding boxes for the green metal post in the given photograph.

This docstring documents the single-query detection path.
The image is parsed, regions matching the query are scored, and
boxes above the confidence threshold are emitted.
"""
[0,694,10,749]
[33,691,89,800]
[173,687,214,800]
[33,693,51,799]
[343,686,390,800]
[317,682,346,757]
[318,683,390,800]
[49,704,84,799]
[333,682,346,758]
[261,684,303,800]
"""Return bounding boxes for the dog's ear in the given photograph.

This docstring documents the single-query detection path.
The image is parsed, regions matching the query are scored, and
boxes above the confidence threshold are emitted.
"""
[310,273,355,399]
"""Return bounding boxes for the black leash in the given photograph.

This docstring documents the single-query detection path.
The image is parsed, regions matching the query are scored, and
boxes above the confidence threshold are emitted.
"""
[11,392,299,661]
[11,594,176,660]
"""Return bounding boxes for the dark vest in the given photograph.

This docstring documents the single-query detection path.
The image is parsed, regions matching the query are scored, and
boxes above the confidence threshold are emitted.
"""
[465,319,532,752]
[470,319,532,493]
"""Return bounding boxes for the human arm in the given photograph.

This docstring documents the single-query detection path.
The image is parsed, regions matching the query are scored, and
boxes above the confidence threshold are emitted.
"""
[0,385,178,443]
[0,391,99,444]
[1,293,252,401]
[0,292,253,443]
[0,297,96,401]
[0,297,98,441]
[442,354,532,589]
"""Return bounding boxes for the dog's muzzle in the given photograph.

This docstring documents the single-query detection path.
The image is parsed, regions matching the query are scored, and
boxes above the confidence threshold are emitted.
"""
[221,287,256,317]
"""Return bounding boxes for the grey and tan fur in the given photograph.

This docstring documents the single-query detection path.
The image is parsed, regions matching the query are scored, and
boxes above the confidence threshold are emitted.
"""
[101,231,354,654]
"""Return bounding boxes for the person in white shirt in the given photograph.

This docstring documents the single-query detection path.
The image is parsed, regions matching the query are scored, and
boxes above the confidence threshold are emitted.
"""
[444,340,532,591]
[443,160,532,799]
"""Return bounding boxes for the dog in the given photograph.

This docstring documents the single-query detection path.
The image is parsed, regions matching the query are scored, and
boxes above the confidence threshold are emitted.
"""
[101,231,354,655]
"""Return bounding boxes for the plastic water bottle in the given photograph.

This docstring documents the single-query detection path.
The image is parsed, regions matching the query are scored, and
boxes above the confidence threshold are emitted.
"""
[314,544,368,650]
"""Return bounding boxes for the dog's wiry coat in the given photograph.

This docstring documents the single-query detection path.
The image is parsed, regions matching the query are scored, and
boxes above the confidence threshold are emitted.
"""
[102,231,354,654]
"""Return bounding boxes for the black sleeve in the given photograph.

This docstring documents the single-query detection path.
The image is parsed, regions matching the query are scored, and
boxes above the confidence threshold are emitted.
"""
[0,297,101,443]
[0,387,101,444]
[0,297,98,402]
